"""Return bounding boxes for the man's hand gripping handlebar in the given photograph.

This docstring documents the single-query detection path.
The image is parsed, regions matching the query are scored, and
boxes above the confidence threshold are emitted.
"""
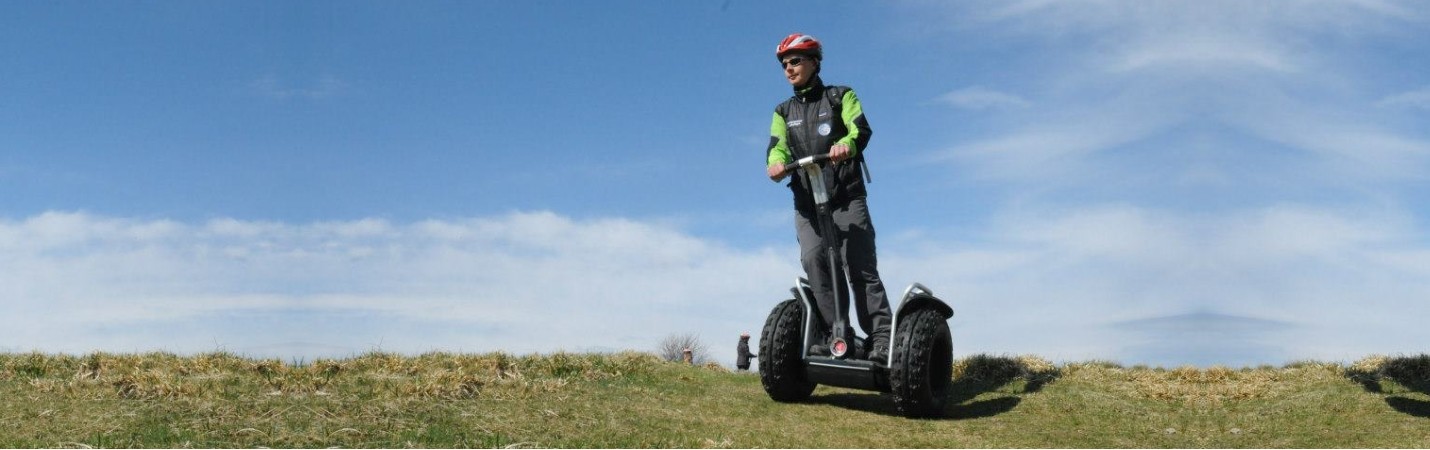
[767,154,832,182]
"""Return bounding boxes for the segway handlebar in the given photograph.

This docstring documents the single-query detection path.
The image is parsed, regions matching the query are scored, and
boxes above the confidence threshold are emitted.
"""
[782,154,832,173]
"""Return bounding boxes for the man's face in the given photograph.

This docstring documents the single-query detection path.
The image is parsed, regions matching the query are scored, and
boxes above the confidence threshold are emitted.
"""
[782,54,816,87]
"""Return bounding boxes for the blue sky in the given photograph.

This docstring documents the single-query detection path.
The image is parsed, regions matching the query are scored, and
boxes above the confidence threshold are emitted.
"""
[4,1,1430,368]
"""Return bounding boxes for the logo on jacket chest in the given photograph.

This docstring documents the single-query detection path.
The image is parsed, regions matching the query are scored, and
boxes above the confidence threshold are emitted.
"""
[817,123,832,136]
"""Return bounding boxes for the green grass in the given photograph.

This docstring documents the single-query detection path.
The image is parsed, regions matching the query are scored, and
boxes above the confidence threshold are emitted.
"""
[1,351,1427,448]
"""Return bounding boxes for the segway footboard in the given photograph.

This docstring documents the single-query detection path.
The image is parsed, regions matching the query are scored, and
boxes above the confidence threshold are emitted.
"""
[805,357,889,392]
[792,278,893,392]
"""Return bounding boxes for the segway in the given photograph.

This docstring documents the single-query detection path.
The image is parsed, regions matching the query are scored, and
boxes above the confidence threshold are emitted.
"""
[758,154,955,418]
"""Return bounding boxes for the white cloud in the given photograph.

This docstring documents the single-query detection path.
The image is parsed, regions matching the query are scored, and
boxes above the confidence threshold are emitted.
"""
[937,86,1030,110]
[0,211,797,362]
[970,1,1422,38]
[922,0,1430,184]
[898,1,1430,364]
[1224,96,1430,180]
[934,94,1182,181]
[1111,37,1297,74]
[977,0,1411,73]
[881,203,1430,366]
[3,207,1429,366]
[1379,86,1430,110]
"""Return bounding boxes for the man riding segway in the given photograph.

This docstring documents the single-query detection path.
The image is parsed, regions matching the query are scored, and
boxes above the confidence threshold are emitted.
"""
[758,33,955,418]
[765,33,892,362]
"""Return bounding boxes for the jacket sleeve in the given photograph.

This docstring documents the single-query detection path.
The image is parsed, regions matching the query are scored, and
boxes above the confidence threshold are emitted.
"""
[835,89,872,157]
[767,110,791,167]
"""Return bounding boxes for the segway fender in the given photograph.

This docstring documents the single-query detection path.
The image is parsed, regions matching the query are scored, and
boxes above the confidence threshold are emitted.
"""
[888,283,953,369]
[894,294,953,322]
[893,283,953,322]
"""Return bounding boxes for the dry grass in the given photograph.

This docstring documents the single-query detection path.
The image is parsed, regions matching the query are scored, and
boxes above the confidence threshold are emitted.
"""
[1347,354,1430,393]
[0,351,667,447]
[2,351,1429,448]
[1082,363,1325,405]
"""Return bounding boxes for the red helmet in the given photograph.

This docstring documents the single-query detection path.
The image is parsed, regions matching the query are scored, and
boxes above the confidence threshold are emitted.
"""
[776,33,822,61]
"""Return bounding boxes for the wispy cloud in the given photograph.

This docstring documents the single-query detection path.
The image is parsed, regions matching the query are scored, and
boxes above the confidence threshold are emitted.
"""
[934,101,1179,181]
[928,0,1430,184]
[936,86,1030,111]
[1379,86,1430,110]
[250,75,350,100]
[1110,37,1297,74]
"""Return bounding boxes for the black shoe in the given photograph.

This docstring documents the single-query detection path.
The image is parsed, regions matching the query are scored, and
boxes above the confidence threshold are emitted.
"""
[867,334,890,362]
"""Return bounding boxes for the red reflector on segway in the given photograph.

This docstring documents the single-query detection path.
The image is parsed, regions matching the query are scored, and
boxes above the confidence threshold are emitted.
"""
[831,339,847,357]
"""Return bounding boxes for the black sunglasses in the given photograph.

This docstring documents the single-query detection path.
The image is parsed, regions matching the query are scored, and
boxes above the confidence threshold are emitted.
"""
[781,56,808,68]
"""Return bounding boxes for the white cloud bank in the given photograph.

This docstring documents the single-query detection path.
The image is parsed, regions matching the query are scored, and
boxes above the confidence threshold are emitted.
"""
[0,211,795,361]
[888,203,1430,366]
[4,209,1429,367]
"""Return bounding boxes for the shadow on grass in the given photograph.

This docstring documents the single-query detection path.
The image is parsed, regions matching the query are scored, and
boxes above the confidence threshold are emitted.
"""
[1345,355,1430,419]
[809,392,1023,420]
[807,355,1060,420]
[1384,397,1430,418]
[808,392,901,417]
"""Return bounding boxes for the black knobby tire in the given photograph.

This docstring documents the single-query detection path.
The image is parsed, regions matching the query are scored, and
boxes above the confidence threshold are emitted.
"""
[758,299,815,402]
[889,308,953,418]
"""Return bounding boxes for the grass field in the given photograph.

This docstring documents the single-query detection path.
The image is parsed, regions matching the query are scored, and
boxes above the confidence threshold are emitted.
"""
[1,351,1427,448]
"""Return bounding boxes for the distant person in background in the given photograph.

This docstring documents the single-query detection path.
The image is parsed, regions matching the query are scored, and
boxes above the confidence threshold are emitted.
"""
[682,347,693,365]
[736,332,757,371]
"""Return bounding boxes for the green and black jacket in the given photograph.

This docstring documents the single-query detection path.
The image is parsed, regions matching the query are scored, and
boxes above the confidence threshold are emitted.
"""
[766,76,873,213]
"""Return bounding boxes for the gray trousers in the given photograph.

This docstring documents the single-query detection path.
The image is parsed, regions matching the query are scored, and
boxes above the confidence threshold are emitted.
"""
[795,197,892,339]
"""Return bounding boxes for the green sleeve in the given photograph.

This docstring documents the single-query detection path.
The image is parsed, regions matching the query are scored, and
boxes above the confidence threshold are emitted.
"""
[836,89,870,157]
[767,111,791,166]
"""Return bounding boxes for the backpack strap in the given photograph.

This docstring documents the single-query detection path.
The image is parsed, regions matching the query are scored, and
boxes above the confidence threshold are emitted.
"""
[824,86,871,184]
[825,86,843,109]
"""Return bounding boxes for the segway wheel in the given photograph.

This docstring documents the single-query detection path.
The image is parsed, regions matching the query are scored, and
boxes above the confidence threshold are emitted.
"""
[889,308,953,418]
[758,299,815,402]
